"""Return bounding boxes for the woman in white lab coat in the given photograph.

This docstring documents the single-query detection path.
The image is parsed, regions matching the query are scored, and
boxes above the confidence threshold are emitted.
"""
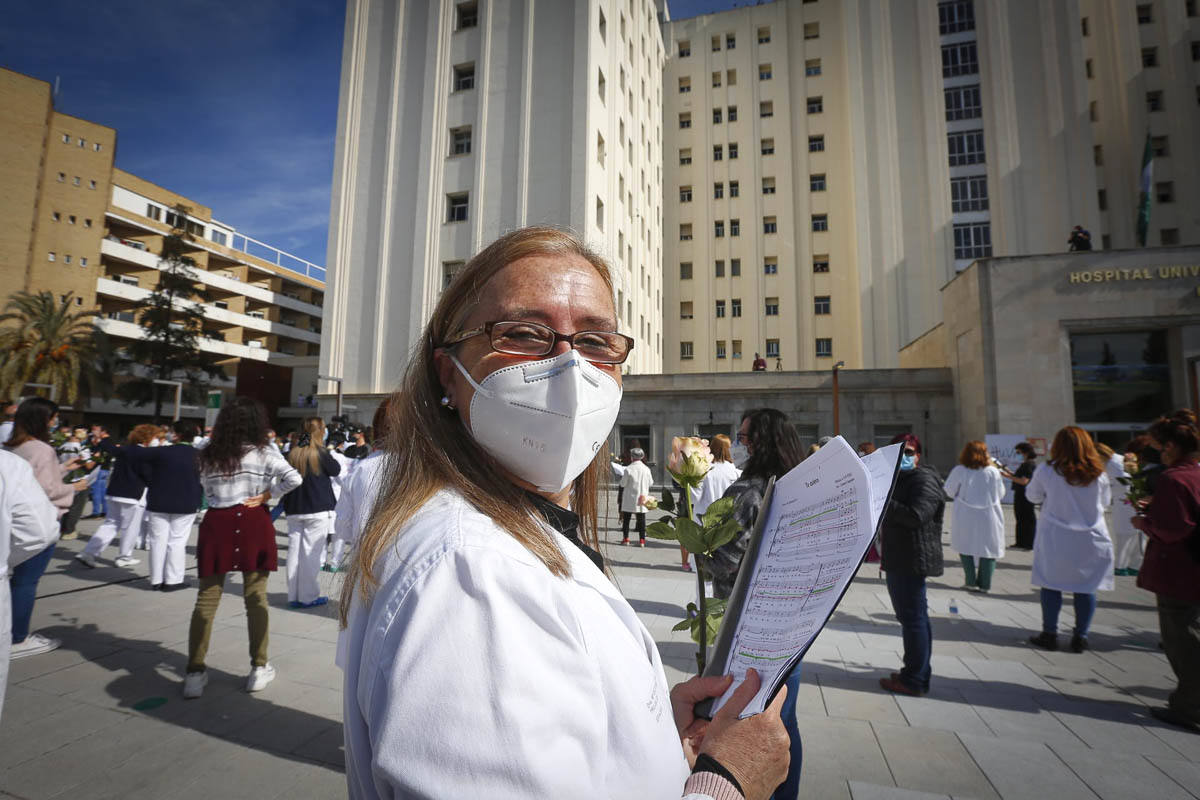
[1098,442,1142,576]
[1026,426,1113,654]
[338,227,789,800]
[944,440,1006,593]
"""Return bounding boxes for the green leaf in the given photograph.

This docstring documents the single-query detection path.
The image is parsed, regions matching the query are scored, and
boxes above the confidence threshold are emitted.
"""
[701,496,735,527]
[672,618,693,632]
[672,516,709,554]
[659,489,676,513]
[703,597,728,617]
[645,521,676,541]
[703,518,742,552]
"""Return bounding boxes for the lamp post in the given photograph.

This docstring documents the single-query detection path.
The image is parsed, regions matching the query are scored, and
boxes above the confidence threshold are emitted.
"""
[318,374,344,418]
[152,379,184,422]
[832,360,846,436]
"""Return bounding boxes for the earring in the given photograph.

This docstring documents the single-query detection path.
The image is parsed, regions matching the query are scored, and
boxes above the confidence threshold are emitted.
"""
[440,396,455,410]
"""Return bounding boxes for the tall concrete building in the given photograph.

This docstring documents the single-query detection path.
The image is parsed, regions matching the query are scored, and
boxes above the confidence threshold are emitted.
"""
[0,68,326,423]
[320,0,666,415]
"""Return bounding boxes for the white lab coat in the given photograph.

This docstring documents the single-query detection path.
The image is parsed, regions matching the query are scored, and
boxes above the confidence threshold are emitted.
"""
[340,489,694,799]
[944,465,1006,558]
[1104,453,1142,570]
[693,460,741,517]
[1026,463,1114,593]
[334,450,387,547]
[618,460,654,514]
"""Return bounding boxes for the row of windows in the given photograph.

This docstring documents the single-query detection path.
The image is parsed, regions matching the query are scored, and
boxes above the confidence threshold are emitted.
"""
[678,174,808,202]
[679,338,831,361]
[938,1,975,34]
[680,215,823,239]
[50,211,93,228]
[55,173,97,189]
[47,252,89,266]
[682,295,831,319]
[675,14,820,58]
[1097,181,1177,209]
[678,135,824,164]
[941,42,978,78]
[680,255,831,279]
[60,133,104,152]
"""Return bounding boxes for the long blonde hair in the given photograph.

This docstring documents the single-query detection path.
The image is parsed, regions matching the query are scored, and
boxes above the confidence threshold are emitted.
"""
[340,227,616,625]
[287,417,326,477]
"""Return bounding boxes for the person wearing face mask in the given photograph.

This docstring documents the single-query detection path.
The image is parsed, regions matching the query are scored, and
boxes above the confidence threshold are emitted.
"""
[618,447,653,547]
[339,227,790,800]
[878,433,946,697]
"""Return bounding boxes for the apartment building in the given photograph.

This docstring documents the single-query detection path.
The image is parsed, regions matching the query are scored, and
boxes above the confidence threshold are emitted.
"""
[0,67,326,420]
[320,0,666,417]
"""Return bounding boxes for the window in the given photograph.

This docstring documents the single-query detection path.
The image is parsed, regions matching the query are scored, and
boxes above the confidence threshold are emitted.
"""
[680,185,693,202]
[597,68,606,101]
[729,142,739,159]
[1086,59,1094,79]
[1098,189,1108,211]
[597,132,606,166]
[941,42,979,77]
[814,338,831,358]
[72,176,80,186]
[595,197,605,230]
[714,145,723,161]
[680,301,694,319]
[767,339,781,359]
[1093,144,1104,165]
[1156,181,1175,203]
[765,297,779,316]
[1192,41,1200,61]
[1151,136,1169,157]
[807,96,823,114]
[447,192,469,222]
[760,138,774,156]
[453,63,475,91]
[1143,47,1159,68]
[681,262,693,279]
[716,300,726,318]
[804,22,819,39]
[716,340,727,359]
[759,63,772,80]
[938,0,975,34]
[805,58,822,76]
[1082,16,1089,35]
[1189,0,1197,16]
[1162,228,1181,245]
[814,255,830,273]
[729,181,739,197]
[764,216,778,234]
[118,275,139,286]
[94,142,102,152]
[731,298,742,317]
[760,101,774,118]
[730,219,740,236]
[51,211,60,221]
[1089,101,1098,122]
[598,7,606,40]
[714,182,724,199]
[47,252,55,262]
[680,341,694,360]
[809,135,825,152]
[948,129,985,165]
[451,126,472,155]
[88,180,96,189]
[944,84,982,121]
[758,27,771,44]
[812,214,829,232]
[727,33,736,49]
[950,175,989,211]
[78,138,85,148]
[814,296,831,314]
[210,229,227,246]
[678,39,691,57]
[56,172,64,182]
[680,224,693,241]
[713,108,722,124]
[679,77,691,93]
[712,71,722,88]
[456,2,478,29]
[1147,90,1164,112]
[731,258,741,276]
[726,69,737,86]
[61,133,70,143]
[680,148,693,165]
[712,35,721,52]
[1137,3,1153,24]
[732,340,743,359]
[953,222,992,259]
[679,112,692,129]
[64,255,71,264]
[715,221,725,238]
[762,177,776,194]
[146,204,161,221]
[810,174,826,191]
[764,257,778,275]
[716,259,726,277]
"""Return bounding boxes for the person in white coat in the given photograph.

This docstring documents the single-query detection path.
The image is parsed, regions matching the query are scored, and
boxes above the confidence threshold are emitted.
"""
[0,449,59,723]
[339,227,789,800]
[688,434,741,572]
[619,447,654,547]
[1098,442,1142,576]
[1026,426,1113,653]
[330,400,391,572]
[944,440,1006,593]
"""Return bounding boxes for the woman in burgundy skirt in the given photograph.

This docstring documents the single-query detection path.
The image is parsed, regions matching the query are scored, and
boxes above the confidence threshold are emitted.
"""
[183,397,302,699]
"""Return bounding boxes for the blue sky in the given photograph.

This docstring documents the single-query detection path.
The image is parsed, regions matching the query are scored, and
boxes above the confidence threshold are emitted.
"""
[1,0,345,267]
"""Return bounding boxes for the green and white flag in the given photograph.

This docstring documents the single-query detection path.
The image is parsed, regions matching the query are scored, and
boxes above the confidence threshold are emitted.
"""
[1136,133,1153,247]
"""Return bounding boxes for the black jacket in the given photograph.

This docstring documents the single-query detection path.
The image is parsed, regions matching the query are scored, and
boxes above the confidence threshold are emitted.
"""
[701,474,770,600]
[97,439,147,501]
[127,444,203,514]
[281,450,342,515]
[880,464,945,577]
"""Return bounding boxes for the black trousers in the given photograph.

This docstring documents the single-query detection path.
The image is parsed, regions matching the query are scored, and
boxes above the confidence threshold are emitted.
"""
[1158,594,1200,723]
[621,511,646,540]
[1014,498,1037,548]
[60,490,89,535]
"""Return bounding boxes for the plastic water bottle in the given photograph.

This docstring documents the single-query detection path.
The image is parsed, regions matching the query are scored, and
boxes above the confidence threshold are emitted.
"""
[949,597,959,615]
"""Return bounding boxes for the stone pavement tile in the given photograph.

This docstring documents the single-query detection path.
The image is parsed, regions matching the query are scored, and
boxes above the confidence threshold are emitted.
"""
[929,655,976,681]
[1143,717,1200,762]
[168,737,336,800]
[872,723,1000,799]
[0,702,130,770]
[5,643,109,686]
[960,690,1086,748]
[274,759,349,799]
[0,684,76,727]
[956,732,1096,800]
[849,781,951,800]
[1047,741,1194,800]
[1038,696,1180,757]
[789,676,828,717]
[894,692,994,736]
[1033,663,1141,705]
[291,721,345,768]
[794,712,895,799]
[958,657,1057,692]
[819,674,908,725]
[64,727,239,800]
[840,646,904,673]
[17,645,168,698]
[1146,757,1200,797]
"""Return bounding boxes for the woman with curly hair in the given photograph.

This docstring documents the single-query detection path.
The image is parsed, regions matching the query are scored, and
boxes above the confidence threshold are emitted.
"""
[75,423,159,569]
[1027,426,1113,653]
[944,440,1005,593]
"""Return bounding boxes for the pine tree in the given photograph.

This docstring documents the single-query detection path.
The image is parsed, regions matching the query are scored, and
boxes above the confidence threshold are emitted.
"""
[117,204,225,420]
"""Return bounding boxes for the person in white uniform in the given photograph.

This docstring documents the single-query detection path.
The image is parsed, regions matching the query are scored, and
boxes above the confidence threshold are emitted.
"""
[1026,426,1113,653]
[944,440,1006,593]
[1098,442,1142,575]
[281,417,341,608]
[75,424,158,569]
[688,434,741,572]
[618,447,654,547]
[330,400,391,572]
[339,227,789,800]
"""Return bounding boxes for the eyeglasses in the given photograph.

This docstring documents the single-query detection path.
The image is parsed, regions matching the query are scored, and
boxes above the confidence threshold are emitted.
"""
[443,320,635,364]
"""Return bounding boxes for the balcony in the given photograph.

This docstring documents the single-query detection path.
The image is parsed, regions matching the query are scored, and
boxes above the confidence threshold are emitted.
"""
[94,317,269,361]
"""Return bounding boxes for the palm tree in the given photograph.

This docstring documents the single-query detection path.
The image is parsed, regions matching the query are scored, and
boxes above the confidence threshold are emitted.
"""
[0,291,98,405]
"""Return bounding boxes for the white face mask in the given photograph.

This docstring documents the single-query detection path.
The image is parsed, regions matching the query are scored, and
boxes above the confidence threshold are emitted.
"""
[451,349,623,492]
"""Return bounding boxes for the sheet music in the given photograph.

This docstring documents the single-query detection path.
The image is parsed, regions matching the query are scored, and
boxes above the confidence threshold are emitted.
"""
[708,437,899,717]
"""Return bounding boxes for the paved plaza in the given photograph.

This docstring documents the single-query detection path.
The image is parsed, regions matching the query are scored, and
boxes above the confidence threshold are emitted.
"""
[1,495,1198,799]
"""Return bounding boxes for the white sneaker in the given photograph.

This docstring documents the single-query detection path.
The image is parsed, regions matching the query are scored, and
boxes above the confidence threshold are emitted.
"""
[182,671,208,699]
[114,556,140,567]
[246,663,276,692]
[10,633,61,659]
[75,552,97,569]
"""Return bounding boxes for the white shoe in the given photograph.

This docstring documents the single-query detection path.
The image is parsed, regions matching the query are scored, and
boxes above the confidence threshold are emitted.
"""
[246,663,276,692]
[10,633,61,659]
[114,556,140,567]
[75,552,97,569]
[182,671,208,699]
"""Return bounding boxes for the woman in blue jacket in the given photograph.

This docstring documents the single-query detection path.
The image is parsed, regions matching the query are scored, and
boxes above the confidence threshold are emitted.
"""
[282,417,341,608]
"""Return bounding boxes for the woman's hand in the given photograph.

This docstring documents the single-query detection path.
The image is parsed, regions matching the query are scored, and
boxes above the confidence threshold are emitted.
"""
[243,490,272,508]
[670,674,734,759]
[1130,515,1147,531]
[696,669,791,800]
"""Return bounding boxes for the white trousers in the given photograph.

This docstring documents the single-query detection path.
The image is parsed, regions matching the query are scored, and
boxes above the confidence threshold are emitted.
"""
[147,511,195,586]
[82,501,144,560]
[0,581,11,726]
[287,512,333,604]
[1113,529,1144,571]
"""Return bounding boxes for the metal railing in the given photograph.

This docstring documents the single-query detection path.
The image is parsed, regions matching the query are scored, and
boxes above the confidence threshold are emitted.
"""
[229,232,327,283]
